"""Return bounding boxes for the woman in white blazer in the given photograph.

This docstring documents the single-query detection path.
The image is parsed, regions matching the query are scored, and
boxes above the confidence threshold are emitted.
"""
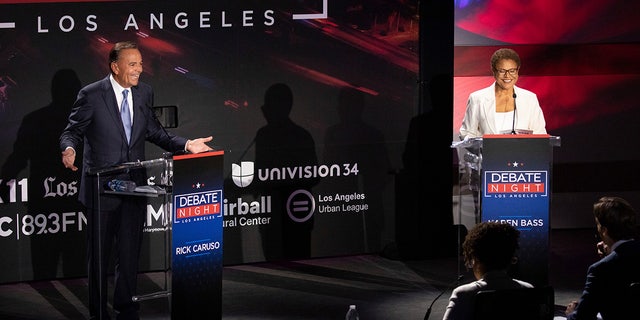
[459,48,547,140]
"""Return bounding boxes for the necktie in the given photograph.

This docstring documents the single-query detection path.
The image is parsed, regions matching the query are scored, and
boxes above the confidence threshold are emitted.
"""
[121,89,131,143]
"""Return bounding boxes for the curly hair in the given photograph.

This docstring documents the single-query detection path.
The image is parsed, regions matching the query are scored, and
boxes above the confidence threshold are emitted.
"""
[490,48,521,72]
[463,221,520,271]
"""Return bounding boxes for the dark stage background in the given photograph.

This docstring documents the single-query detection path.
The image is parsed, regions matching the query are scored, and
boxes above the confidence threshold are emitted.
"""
[1,0,638,284]
[0,0,423,283]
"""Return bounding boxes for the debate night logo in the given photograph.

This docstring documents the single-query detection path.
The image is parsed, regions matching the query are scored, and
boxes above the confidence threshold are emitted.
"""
[483,161,548,197]
[174,183,223,222]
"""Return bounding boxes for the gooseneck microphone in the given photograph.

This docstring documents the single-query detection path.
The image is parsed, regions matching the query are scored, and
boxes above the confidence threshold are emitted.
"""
[149,106,172,138]
[423,275,464,320]
[511,92,517,134]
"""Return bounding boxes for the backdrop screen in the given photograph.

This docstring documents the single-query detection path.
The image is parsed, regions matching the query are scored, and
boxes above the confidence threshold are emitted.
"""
[0,0,419,282]
[453,0,640,164]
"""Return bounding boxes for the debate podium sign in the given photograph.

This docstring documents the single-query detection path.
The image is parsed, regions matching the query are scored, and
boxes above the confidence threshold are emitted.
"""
[481,134,559,286]
[171,151,224,319]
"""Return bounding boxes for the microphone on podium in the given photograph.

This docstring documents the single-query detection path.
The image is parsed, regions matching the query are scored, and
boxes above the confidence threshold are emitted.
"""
[511,92,517,134]
[423,275,464,320]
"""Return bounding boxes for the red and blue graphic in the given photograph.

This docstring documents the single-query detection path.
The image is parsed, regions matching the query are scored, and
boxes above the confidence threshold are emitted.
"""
[171,151,224,318]
[484,168,547,196]
[174,189,222,221]
[480,135,555,286]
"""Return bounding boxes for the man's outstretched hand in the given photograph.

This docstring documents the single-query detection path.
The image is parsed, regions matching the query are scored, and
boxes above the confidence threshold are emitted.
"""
[187,136,214,153]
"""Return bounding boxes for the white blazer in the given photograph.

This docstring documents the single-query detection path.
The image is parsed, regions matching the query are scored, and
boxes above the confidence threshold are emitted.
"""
[459,83,547,140]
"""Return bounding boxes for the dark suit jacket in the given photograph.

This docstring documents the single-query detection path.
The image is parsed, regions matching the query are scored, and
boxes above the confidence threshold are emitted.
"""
[567,239,640,320]
[60,75,187,208]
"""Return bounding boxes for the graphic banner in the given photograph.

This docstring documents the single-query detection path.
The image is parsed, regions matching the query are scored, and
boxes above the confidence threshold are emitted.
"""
[481,135,554,286]
[172,151,224,318]
[0,0,418,283]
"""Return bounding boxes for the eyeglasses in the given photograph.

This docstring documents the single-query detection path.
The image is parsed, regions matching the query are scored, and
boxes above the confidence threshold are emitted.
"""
[495,68,519,76]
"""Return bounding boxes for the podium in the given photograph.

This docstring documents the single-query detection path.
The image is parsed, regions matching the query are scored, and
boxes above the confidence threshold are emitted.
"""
[453,134,560,286]
[88,156,173,319]
[88,150,224,319]
[171,150,224,319]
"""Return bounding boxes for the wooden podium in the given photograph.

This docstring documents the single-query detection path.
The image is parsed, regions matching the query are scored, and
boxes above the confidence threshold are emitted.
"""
[454,134,560,286]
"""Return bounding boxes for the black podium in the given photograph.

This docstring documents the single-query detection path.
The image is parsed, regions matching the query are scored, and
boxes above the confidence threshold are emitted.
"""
[453,134,560,286]
[171,150,224,319]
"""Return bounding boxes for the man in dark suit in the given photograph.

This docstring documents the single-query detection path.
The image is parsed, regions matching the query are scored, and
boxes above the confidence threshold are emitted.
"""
[564,196,640,320]
[60,41,213,320]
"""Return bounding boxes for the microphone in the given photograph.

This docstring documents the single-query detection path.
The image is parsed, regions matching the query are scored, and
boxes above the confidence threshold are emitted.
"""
[424,275,464,320]
[511,92,517,134]
[149,106,173,138]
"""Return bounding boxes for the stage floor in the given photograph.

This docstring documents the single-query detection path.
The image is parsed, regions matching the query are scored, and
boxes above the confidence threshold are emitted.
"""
[0,228,594,319]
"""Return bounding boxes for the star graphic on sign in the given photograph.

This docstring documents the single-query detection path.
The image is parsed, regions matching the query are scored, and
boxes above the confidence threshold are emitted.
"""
[508,161,524,167]
[191,182,205,189]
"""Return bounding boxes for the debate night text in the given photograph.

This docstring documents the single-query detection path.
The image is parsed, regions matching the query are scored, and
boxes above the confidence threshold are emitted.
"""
[485,170,547,195]
[174,190,222,222]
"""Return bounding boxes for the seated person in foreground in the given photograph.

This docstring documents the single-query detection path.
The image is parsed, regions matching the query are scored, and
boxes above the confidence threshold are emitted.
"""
[442,221,533,320]
[563,196,640,320]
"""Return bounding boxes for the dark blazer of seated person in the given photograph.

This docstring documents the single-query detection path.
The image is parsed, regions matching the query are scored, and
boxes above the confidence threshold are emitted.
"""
[442,221,533,320]
[474,286,554,320]
[565,196,640,320]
